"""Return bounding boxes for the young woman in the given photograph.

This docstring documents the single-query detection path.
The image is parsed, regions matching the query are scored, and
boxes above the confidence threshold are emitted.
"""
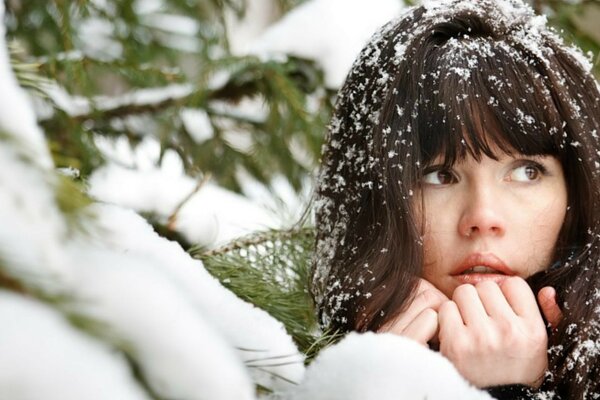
[310,0,600,398]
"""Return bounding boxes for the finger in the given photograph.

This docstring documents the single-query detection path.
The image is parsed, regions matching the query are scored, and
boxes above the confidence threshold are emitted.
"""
[411,281,448,312]
[438,300,465,338]
[402,308,439,346]
[500,277,541,320]
[475,280,514,318]
[417,278,448,299]
[380,283,447,333]
[452,284,488,326]
[538,286,562,329]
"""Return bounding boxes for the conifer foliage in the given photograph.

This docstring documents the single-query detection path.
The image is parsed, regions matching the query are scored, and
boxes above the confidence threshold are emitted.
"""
[6,0,330,193]
[1,0,599,399]
[5,0,599,195]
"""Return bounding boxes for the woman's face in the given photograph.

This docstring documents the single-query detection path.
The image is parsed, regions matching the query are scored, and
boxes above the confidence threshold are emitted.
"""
[419,150,567,298]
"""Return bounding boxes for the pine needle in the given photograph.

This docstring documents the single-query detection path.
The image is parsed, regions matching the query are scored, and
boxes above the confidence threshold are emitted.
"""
[196,228,320,352]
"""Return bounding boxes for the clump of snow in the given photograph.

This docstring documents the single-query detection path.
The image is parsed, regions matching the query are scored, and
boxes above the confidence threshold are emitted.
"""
[0,141,72,294]
[0,17,71,293]
[244,0,405,88]
[287,332,492,400]
[80,204,306,391]
[44,82,194,118]
[89,132,310,247]
[139,13,199,36]
[1,41,255,400]
[0,291,150,400]
[0,122,301,397]
[76,17,124,61]
[225,0,281,55]
[0,1,51,168]
[0,3,304,396]
[180,108,214,144]
[88,137,282,247]
[66,223,257,400]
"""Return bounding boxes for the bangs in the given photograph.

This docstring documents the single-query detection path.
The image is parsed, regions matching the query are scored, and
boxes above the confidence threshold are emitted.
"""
[414,37,566,168]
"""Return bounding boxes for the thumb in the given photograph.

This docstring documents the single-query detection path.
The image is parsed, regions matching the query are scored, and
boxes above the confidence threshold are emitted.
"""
[537,286,562,329]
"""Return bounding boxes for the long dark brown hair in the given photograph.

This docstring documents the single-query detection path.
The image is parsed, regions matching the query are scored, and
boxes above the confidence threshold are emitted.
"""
[311,0,600,397]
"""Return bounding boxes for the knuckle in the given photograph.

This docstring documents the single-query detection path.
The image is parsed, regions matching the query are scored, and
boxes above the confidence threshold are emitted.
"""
[473,329,498,352]
[444,335,470,359]
[496,319,516,337]
[530,325,548,345]
[439,300,455,315]
[422,307,438,321]
[421,289,444,306]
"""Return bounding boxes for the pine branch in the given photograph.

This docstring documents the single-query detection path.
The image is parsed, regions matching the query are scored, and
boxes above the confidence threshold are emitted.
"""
[198,227,313,258]
[195,227,319,352]
[0,267,27,294]
[193,225,352,364]
[166,173,212,231]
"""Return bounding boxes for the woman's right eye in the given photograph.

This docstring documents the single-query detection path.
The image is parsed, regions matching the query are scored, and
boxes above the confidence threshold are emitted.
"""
[422,169,456,185]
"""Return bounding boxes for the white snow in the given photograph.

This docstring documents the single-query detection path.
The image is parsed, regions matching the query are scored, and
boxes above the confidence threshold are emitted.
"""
[82,204,305,390]
[0,291,150,400]
[88,138,282,247]
[140,13,199,36]
[66,229,257,400]
[44,82,194,118]
[225,0,282,55]
[0,1,51,168]
[76,17,124,61]
[0,3,304,396]
[0,118,302,397]
[243,0,405,88]
[287,332,493,400]
[88,132,310,247]
[181,107,215,144]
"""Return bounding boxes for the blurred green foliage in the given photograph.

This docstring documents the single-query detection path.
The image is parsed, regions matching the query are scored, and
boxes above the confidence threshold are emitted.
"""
[541,0,600,76]
[5,0,599,195]
[6,0,330,193]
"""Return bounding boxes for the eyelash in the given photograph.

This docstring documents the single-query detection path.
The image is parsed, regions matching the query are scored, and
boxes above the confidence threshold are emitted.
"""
[421,166,457,185]
[511,160,549,180]
[421,159,550,185]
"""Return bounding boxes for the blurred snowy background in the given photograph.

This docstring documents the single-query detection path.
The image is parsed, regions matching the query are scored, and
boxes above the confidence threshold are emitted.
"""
[1,0,599,399]
[8,0,598,250]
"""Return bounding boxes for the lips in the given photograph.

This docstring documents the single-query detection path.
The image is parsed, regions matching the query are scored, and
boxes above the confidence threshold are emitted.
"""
[451,253,515,285]
[461,266,501,274]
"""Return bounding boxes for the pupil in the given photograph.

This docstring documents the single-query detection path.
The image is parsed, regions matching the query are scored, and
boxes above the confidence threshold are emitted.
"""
[526,166,537,180]
[438,171,451,183]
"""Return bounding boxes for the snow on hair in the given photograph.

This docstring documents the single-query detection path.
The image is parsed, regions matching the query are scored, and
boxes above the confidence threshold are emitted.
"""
[312,0,600,396]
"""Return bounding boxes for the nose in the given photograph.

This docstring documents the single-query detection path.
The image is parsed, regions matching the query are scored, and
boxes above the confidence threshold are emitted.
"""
[457,185,505,238]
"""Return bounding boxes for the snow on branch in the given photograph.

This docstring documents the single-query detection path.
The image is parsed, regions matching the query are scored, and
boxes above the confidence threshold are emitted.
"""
[0,2,304,397]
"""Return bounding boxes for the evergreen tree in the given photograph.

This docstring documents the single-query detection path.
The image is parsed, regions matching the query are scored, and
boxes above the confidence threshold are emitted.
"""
[5,0,600,355]
[6,0,330,194]
[6,0,599,200]
[1,0,599,398]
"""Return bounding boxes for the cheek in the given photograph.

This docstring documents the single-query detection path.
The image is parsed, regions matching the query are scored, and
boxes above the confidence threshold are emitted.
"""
[419,194,456,274]
[526,198,567,271]
[541,190,567,237]
[420,219,445,280]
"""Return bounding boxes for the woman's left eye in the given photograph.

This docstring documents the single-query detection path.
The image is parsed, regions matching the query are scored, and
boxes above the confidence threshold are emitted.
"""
[509,162,545,182]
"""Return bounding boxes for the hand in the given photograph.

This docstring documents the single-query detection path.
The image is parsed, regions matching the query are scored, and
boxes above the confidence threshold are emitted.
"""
[538,286,562,329]
[378,279,448,346]
[438,277,548,388]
